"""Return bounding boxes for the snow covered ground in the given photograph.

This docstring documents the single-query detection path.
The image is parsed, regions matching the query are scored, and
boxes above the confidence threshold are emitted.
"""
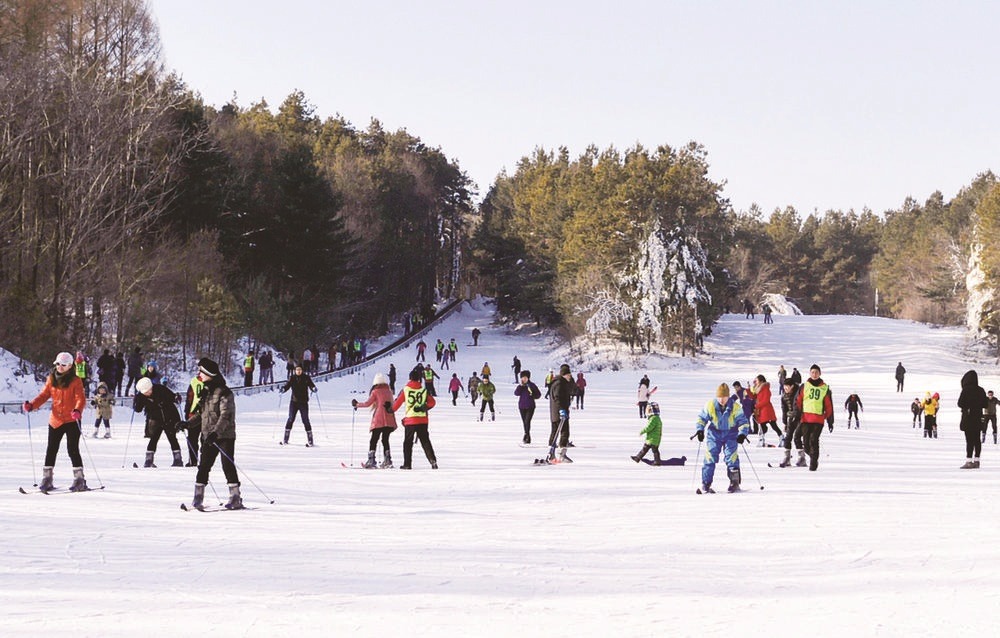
[2,304,999,638]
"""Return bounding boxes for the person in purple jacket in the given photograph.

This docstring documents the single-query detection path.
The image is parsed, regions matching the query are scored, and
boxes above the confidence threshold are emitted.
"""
[514,370,542,444]
[732,381,758,434]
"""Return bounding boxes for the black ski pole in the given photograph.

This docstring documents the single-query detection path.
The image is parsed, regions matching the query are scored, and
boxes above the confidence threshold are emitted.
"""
[26,410,37,487]
[272,391,283,440]
[349,406,357,466]
[121,409,136,468]
[210,442,275,504]
[75,419,105,488]
[740,442,765,490]
[313,392,330,441]
[546,415,567,462]
[691,438,702,491]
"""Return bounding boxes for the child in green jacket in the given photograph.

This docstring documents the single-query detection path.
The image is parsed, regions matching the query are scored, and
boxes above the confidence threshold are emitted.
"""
[631,402,663,464]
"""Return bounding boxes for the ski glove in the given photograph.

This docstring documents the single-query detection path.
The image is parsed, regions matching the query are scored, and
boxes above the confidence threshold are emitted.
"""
[696,430,704,442]
[205,432,218,447]
[175,420,188,432]
[383,401,392,412]
[22,401,32,412]
[559,409,569,419]
[737,433,746,444]
[71,410,82,421]
[351,399,358,408]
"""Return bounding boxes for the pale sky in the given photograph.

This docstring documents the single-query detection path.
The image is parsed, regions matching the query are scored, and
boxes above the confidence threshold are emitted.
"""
[151,0,999,214]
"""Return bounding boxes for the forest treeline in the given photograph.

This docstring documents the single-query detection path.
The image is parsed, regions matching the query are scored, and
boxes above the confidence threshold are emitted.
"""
[0,0,473,373]
[2,0,1000,373]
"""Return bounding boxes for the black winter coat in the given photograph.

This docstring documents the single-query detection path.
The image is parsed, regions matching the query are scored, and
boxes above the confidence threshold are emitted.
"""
[958,370,988,432]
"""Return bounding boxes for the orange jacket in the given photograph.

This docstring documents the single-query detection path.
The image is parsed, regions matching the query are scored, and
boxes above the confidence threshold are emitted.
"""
[29,372,86,428]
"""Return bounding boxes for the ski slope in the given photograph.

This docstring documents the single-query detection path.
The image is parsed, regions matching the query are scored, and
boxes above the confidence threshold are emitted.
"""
[1,304,998,637]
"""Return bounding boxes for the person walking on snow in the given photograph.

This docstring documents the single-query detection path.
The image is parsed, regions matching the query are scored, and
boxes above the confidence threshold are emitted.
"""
[632,401,664,465]
[844,393,863,428]
[133,376,183,467]
[514,370,541,444]
[185,358,243,510]
[984,390,999,445]
[750,375,781,446]
[90,382,114,438]
[796,364,834,471]
[448,373,465,406]
[280,365,318,446]
[548,364,575,463]
[777,378,806,467]
[637,376,657,418]
[23,352,89,492]
[923,392,939,439]
[694,383,750,493]
[958,369,988,469]
[468,371,481,406]
[575,372,587,409]
[392,368,438,469]
[895,362,906,392]
[478,374,497,421]
[422,365,440,397]
[511,356,521,384]
[352,372,397,468]
[911,397,923,429]
[415,339,427,362]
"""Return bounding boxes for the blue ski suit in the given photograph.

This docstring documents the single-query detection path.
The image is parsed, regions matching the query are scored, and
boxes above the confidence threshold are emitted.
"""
[696,396,750,487]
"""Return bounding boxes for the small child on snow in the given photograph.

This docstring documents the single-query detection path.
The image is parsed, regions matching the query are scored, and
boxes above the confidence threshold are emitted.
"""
[90,381,113,438]
[632,401,663,464]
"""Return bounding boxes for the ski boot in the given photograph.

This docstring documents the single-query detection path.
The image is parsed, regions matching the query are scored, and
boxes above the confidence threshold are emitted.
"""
[172,450,184,467]
[143,451,156,468]
[224,483,244,510]
[191,483,206,510]
[698,484,715,494]
[960,459,976,469]
[431,461,439,469]
[69,467,89,492]
[973,458,981,468]
[557,448,573,464]
[795,450,808,467]
[778,450,792,468]
[282,428,291,445]
[380,452,394,469]
[523,433,531,445]
[630,455,642,463]
[363,451,378,469]
[39,466,54,492]
[727,468,742,493]
[306,430,315,447]
[104,429,111,439]
[93,427,100,438]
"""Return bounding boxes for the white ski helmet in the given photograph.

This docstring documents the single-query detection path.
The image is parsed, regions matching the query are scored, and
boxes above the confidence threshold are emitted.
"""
[136,377,153,394]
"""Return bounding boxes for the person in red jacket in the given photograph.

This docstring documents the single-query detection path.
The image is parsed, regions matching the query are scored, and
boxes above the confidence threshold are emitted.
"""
[24,352,89,492]
[795,364,834,471]
[352,372,398,468]
[750,374,782,447]
[392,369,438,469]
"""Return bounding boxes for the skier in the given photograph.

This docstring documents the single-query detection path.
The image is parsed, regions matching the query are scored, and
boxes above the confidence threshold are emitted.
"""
[143,360,163,385]
[468,371,481,406]
[481,362,491,377]
[352,372,397,468]
[844,393,863,428]
[911,397,923,428]
[182,363,207,466]
[388,363,397,395]
[392,368,438,469]
[471,327,480,346]
[548,364,575,463]
[279,364,317,446]
[448,338,458,363]
[958,370,988,469]
[694,383,750,493]
[984,390,999,444]
[796,364,834,471]
[133,376,184,467]
[637,376,657,418]
[514,370,541,444]
[422,364,440,397]
[750,375,782,446]
[478,374,497,421]
[186,358,243,510]
[777,378,806,467]
[125,347,143,396]
[415,339,427,362]
[895,362,906,392]
[90,382,114,438]
[632,401,664,465]
[511,356,521,384]
[447,373,465,406]
[575,372,587,409]
[23,352,89,492]
[922,392,939,439]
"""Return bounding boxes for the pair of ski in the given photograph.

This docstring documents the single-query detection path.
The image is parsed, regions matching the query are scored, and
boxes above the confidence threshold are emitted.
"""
[180,503,255,512]
[19,486,104,495]
[340,462,392,470]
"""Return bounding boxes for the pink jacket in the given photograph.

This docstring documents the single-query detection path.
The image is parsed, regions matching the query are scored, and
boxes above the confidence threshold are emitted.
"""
[356,384,398,431]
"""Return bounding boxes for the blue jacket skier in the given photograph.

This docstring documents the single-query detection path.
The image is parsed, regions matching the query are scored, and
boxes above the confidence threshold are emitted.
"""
[695,383,750,493]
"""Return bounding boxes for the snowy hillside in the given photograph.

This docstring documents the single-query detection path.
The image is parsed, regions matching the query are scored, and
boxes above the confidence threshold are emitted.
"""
[1,305,999,638]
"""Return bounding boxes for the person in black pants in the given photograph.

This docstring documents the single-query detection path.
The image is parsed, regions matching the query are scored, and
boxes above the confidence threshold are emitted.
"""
[280,365,317,446]
[548,364,575,462]
[958,369,988,468]
[133,376,183,467]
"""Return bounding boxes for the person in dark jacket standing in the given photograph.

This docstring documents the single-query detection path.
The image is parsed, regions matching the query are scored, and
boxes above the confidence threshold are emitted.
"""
[958,369,989,469]
[514,370,541,444]
[844,393,863,429]
[280,364,318,446]
[895,362,906,392]
[186,358,242,509]
[548,364,575,463]
[114,351,126,396]
[133,376,183,468]
[984,390,999,445]
[125,347,143,396]
[777,378,805,467]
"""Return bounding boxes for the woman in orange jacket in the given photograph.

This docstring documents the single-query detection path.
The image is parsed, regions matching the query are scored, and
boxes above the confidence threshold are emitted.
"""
[24,352,89,492]
[750,374,782,446]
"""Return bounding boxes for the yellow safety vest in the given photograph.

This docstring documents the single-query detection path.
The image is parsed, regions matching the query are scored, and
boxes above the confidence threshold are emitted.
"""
[189,377,205,413]
[403,385,429,420]
[802,383,829,416]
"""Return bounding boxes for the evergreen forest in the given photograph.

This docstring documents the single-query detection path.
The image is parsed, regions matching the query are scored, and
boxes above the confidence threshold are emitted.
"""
[2,0,1000,373]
